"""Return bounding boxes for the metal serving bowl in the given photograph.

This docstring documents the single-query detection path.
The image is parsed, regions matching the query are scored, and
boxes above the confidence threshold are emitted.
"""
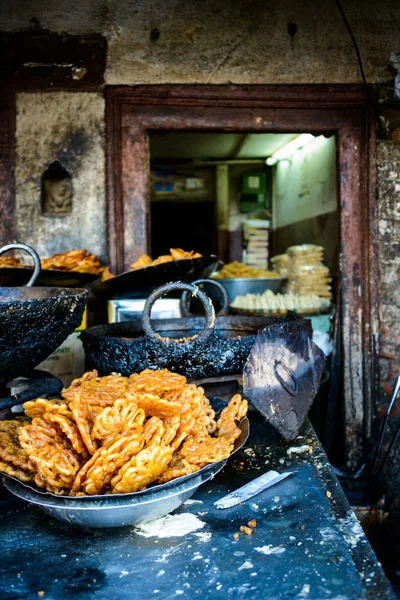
[216,277,287,303]
[2,462,226,529]
[2,399,249,529]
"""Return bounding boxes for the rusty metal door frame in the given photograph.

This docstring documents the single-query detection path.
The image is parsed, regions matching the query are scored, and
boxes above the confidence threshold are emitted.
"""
[106,84,377,467]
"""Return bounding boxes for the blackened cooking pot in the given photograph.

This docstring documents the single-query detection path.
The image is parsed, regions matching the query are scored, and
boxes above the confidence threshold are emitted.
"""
[0,243,87,384]
[82,282,276,378]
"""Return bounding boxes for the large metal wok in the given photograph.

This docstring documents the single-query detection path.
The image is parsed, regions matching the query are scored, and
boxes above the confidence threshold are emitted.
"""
[0,244,87,385]
[91,255,219,300]
[82,282,276,378]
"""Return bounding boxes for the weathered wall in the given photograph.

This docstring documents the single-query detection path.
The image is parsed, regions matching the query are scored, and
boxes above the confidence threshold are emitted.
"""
[1,0,399,85]
[15,92,106,261]
[376,142,400,400]
[272,135,339,272]
[273,136,337,228]
[376,142,400,507]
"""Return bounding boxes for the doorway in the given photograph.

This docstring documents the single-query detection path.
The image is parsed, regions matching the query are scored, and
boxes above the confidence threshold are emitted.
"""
[148,131,339,276]
[105,84,376,469]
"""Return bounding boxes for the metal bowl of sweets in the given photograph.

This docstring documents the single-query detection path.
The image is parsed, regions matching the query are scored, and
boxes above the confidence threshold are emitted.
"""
[1,370,249,528]
[212,261,286,303]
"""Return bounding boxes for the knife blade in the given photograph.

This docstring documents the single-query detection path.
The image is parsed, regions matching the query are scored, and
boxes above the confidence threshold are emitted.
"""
[213,470,294,509]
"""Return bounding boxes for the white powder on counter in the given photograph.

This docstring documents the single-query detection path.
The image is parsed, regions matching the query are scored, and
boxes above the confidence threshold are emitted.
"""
[255,545,286,555]
[134,513,205,538]
[238,561,253,570]
[287,445,312,455]
[194,532,212,542]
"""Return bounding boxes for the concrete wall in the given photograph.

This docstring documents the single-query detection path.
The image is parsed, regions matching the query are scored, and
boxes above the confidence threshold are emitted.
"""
[376,142,400,399]
[15,92,106,261]
[272,136,339,272]
[1,0,398,85]
[376,141,400,508]
[273,136,337,228]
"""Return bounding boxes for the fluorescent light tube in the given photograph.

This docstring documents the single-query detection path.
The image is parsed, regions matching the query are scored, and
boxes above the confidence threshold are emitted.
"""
[266,134,315,165]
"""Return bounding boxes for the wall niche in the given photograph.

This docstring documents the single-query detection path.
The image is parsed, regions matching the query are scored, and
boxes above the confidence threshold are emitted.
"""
[41,161,73,216]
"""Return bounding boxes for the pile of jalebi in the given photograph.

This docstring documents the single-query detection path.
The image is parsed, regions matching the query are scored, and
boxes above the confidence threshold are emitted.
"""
[40,249,104,275]
[0,256,22,268]
[0,369,247,496]
[130,248,202,270]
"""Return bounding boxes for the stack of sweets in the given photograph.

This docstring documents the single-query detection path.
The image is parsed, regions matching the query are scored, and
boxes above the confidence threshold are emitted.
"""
[271,253,289,277]
[286,244,332,300]
[243,220,269,270]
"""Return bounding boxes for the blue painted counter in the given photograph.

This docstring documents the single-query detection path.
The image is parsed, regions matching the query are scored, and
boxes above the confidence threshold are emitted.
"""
[0,415,395,600]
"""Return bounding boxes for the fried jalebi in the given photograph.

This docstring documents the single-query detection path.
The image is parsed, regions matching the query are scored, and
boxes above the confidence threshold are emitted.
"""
[161,414,181,446]
[40,249,104,275]
[128,369,186,395]
[66,369,98,389]
[179,434,233,465]
[152,255,173,265]
[111,444,173,494]
[69,398,103,455]
[101,266,115,281]
[169,248,201,260]
[135,393,182,419]
[73,430,145,496]
[19,418,82,493]
[91,398,145,443]
[0,420,32,471]
[130,249,201,271]
[217,394,248,444]
[0,256,22,268]
[130,254,153,269]
[0,459,34,482]
[157,455,200,484]
[63,372,129,405]
[0,368,247,496]
[23,398,68,419]
[43,413,87,455]
[167,384,207,451]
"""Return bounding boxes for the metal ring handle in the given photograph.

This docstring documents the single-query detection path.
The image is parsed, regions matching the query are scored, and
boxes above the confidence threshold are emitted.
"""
[180,278,229,317]
[0,243,41,287]
[142,281,216,345]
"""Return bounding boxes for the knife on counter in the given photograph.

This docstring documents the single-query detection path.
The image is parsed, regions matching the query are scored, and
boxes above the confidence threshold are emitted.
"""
[213,470,294,509]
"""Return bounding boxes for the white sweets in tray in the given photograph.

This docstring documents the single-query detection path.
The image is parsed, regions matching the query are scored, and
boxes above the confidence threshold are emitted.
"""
[231,289,331,312]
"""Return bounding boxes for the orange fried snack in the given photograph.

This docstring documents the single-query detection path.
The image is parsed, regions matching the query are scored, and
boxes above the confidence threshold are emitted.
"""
[40,249,104,275]
[101,266,115,281]
[110,418,172,494]
[0,459,34,482]
[0,369,247,496]
[62,372,129,405]
[128,369,186,395]
[19,418,83,494]
[72,430,145,496]
[0,256,22,268]
[0,420,32,472]
[91,397,145,443]
[169,248,202,260]
[69,397,103,455]
[130,254,153,270]
[157,455,200,484]
[129,249,202,270]
[23,398,68,419]
[217,394,248,444]
[179,433,233,465]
